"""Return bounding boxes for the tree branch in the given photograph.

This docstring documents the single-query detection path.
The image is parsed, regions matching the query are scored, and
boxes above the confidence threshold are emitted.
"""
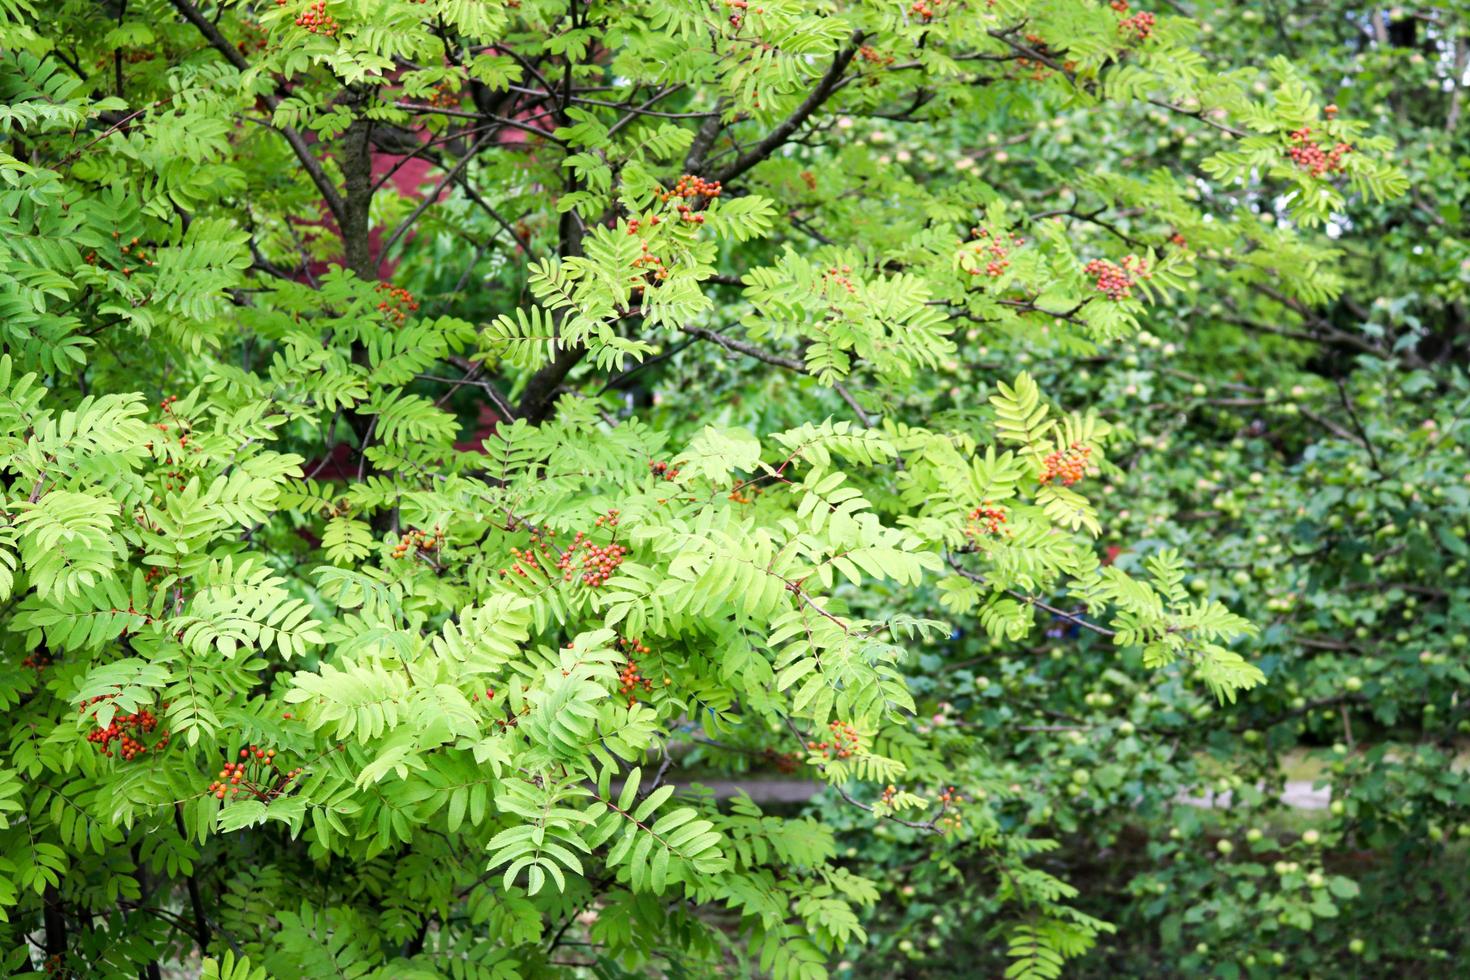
[168,0,347,227]
[713,30,864,185]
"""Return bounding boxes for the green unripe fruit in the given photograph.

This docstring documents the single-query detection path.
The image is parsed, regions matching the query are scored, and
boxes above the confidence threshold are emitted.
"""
[1117,721,1136,736]
[1345,676,1362,692]
[1232,571,1251,586]
[1191,383,1207,396]
[1195,943,1209,956]
[1216,839,1234,855]
[1349,939,1366,956]
[927,937,942,949]
[1246,828,1264,843]
[1330,801,1345,816]
[1071,768,1090,785]
[1301,830,1320,846]
[898,939,914,953]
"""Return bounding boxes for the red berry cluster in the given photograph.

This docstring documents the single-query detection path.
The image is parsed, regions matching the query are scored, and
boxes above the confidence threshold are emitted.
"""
[235,19,270,54]
[21,651,51,673]
[1286,127,1352,177]
[557,532,627,587]
[286,0,340,36]
[375,283,419,325]
[1083,254,1148,300]
[967,227,1025,278]
[965,502,1009,537]
[657,174,721,223]
[625,215,663,235]
[1039,443,1092,487]
[909,0,943,21]
[725,0,752,29]
[649,460,681,481]
[391,526,442,559]
[1118,10,1155,39]
[82,697,169,761]
[1169,231,1188,250]
[117,235,154,278]
[205,745,303,801]
[499,516,628,587]
[765,748,801,773]
[469,687,496,703]
[1110,0,1129,10]
[617,638,657,705]
[155,393,193,448]
[808,720,861,760]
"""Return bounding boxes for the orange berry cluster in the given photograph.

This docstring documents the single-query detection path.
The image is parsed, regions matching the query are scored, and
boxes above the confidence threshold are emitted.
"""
[728,483,763,505]
[1110,0,1129,10]
[1118,9,1155,39]
[657,174,721,223]
[823,264,857,295]
[1083,254,1148,300]
[617,642,656,705]
[82,697,169,761]
[1039,443,1092,487]
[808,720,861,760]
[500,525,557,579]
[1286,127,1352,177]
[632,243,668,282]
[965,503,1009,537]
[625,215,663,236]
[1169,231,1188,249]
[375,283,419,325]
[880,784,898,805]
[391,527,442,559]
[424,82,460,110]
[21,651,50,673]
[909,0,942,21]
[937,785,965,830]
[649,460,681,481]
[800,170,818,190]
[284,0,340,36]
[858,45,894,66]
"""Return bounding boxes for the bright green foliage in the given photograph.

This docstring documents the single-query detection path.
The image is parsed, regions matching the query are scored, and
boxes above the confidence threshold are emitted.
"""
[0,0,1412,977]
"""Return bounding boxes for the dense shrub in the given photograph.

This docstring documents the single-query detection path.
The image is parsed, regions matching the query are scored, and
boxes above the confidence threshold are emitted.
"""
[0,1,1458,979]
